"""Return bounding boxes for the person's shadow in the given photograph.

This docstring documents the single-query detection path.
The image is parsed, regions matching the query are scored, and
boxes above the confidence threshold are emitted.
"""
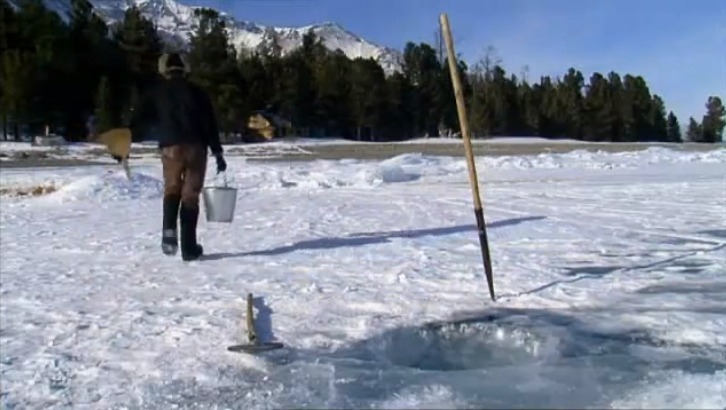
[202,216,545,261]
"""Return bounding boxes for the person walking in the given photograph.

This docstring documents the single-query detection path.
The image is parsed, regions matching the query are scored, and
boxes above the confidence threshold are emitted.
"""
[129,52,227,261]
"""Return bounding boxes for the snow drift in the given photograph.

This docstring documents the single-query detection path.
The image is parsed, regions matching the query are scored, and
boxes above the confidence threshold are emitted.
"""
[43,170,163,203]
[224,147,726,193]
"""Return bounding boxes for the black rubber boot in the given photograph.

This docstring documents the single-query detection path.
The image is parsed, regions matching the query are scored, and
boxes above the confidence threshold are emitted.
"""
[179,203,203,261]
[161,195,181,256]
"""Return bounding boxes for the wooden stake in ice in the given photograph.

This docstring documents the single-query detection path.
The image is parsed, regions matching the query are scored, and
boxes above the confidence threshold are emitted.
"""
[440,13,496,301]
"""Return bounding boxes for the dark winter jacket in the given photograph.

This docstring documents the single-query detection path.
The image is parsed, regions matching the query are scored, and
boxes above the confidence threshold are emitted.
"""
[129,76,223,155]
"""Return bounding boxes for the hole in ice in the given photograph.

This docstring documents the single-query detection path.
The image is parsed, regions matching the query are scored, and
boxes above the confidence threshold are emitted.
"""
[134,310,726,409]
[342,318,550,371]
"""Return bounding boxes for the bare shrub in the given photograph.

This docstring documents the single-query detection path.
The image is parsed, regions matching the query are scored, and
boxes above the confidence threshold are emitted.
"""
[0,184,58,197]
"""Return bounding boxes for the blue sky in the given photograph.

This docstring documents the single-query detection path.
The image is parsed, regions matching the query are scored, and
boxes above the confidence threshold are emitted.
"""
[185,0,724,123]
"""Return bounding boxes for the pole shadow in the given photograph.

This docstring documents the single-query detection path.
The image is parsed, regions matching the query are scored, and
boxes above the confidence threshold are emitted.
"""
[201,215,546,261]
[502,243,726,299]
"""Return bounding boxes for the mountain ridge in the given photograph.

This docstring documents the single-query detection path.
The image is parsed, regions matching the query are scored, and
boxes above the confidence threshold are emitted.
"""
[9,0,404,73]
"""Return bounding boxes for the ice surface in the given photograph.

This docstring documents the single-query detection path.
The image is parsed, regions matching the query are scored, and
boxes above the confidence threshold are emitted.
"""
[1,146,725,409]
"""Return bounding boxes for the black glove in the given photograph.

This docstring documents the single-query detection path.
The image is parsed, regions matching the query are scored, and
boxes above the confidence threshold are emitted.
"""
[215,153,227,174]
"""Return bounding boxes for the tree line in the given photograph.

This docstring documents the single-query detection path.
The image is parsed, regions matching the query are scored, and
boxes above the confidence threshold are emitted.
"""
[1,0,724,143]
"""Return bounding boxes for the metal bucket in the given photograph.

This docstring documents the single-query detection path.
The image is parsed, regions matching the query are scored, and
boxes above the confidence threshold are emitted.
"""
[202,175,237,223]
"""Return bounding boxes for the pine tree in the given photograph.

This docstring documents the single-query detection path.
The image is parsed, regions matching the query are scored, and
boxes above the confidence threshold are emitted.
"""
[188,8,247,137]
[467,50,503,138]
[4,1,724,146]
[121,85,139,126]
[467,60,492,137]
[487,66,519,136]
[650,95,668,141]
[0,0,20,57]
[559,68,585,139]
[349,57,388,140]
[239,53,273,114]
[666,111,681,142]
[62,0,115,140]
[0,0,14,139]
[114,5,163,87]
[629,76,655,140]
[583,73,613,141]
[384,71,415,139]
[315,51,353,136]
[188,8,233,89]
[686,117,702,142]
[539,76,562,138]
[94,76,115,133]
[607,72,627,141]
[401,42,442,136]
[278,51,316,133]
[0,49,36,139]
[10,0,74,137]
[701,96,725,143]
[439,56,469,134]
[517,80,537,136]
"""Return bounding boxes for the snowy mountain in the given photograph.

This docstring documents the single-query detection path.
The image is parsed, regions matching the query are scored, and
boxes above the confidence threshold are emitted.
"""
[10,0,403,74]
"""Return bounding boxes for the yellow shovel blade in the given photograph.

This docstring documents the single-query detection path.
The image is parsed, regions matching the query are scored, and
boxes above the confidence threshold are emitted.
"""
[97,127,132,159]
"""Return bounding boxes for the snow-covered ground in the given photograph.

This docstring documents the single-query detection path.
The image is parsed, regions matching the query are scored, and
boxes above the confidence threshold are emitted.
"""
[1,147,725,409]
[0,139,311,162]
[0,136,681,159]
[0,137,477,159]
[0,141,103,161]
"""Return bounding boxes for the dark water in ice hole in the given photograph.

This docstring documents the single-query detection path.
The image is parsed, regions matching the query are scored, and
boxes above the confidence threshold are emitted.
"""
[133,308,725,409]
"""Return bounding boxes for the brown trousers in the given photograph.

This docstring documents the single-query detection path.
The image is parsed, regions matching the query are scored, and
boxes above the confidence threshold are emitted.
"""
[161,144,207,209]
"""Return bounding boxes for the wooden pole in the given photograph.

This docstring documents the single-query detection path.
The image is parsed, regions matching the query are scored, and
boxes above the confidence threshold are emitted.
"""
[439,13,496,301]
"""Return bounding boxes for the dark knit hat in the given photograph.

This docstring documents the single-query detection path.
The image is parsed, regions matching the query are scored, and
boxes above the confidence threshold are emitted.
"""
[158,53,189,76]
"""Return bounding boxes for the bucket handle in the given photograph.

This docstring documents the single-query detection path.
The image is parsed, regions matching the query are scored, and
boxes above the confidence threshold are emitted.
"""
[212,170,229,188]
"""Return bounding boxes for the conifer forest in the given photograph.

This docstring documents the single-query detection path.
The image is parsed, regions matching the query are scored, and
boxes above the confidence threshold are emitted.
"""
[1,0,724,143]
